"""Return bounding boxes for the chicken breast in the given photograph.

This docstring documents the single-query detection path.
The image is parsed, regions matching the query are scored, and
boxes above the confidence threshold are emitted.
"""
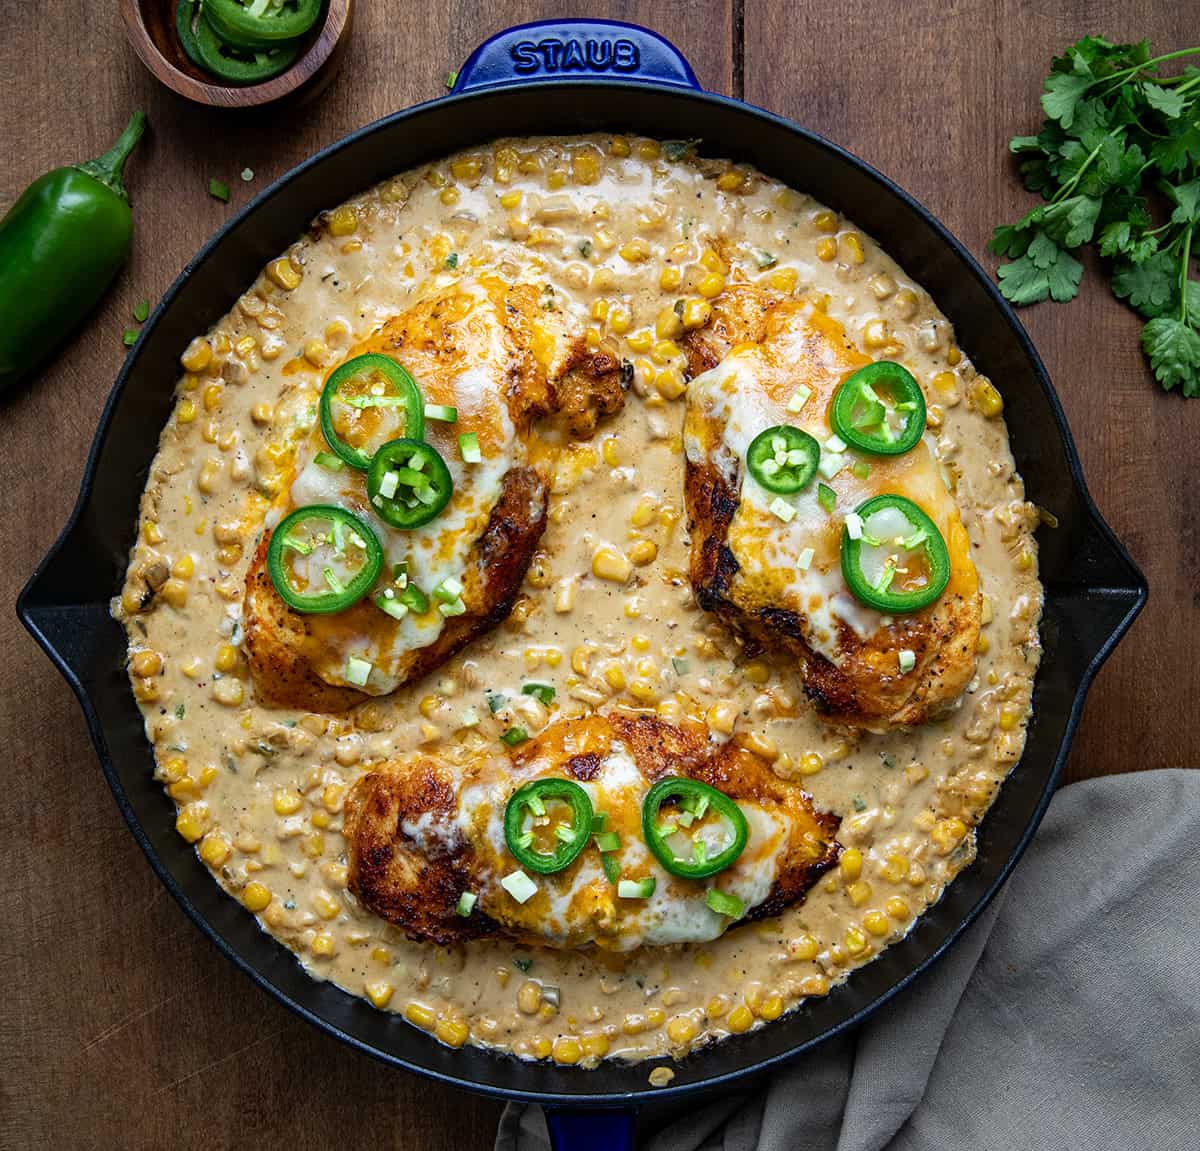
[345,714,840,951]
[243,276,625,710]
[684,287,981,728]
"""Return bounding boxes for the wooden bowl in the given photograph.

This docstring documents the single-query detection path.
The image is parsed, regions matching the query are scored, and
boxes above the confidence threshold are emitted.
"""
[122,0,353,108]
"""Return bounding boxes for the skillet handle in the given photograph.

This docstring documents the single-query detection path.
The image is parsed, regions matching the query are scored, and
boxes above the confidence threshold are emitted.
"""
[451,20,701,95]
[543,1106,636,1151]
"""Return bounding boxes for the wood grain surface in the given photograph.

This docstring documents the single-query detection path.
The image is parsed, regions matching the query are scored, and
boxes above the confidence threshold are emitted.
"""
[0,3,1193,1148]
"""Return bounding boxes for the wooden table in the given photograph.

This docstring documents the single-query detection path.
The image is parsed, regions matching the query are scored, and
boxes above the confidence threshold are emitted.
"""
[1,3,1194,1147]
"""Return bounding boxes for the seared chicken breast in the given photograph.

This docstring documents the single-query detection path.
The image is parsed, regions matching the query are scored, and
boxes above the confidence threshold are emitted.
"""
[346,714,840,950]
[244,276,625,710]
[684,287,981,728]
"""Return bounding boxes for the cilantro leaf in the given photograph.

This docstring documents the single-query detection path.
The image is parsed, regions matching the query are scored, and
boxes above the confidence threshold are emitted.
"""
[1027,229,1061,268]
[1186,281,1200,327]
[1141,317,1200,395]
[996,242,1082,305]
[1112,252,1178,318]
[1009,135,1042,153]
[1151,123,1200,175]
[989,224,1031,258]
[1098,220,1132,258]
[1166,178,1200,226]
[1142,82,1188,119]
[1042,72,1092,128]
[1039,195,1102,247]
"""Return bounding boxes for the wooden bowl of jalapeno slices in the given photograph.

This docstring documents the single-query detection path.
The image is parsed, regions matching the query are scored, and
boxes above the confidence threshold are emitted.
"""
[121,0,353,108]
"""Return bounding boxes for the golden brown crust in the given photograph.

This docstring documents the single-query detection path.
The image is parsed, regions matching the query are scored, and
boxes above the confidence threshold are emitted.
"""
[682,290,981,729]
[244,466,549,711]
[346,713,839,947]
[344,758,495,946]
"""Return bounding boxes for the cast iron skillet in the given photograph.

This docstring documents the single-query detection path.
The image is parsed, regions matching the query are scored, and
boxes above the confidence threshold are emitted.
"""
[18,20,1146,1151]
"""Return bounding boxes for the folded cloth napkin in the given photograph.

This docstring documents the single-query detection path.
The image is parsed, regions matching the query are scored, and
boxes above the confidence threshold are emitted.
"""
[498,769,1200,1151]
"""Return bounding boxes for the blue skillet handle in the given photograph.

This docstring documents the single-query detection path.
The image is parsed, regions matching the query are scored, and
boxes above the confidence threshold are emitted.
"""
[544,1107,636,1151]
[451,20,701,94]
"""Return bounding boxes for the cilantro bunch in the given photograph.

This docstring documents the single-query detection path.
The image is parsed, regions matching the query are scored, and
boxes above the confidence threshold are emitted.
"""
[990,36,1200,396]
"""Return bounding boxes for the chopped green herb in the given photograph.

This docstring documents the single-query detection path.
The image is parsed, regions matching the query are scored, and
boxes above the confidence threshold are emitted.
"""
[595,831,621,853]
[705,888,744,918]
[602,854,622,884]
[753,248,777,269]
[174,703,186,720]
[455,891,477,916]
[852,795,867,812]
[663,138,701,162]
[579,239,593,258]
[522,681,556,705]
[458,431,482,463]
[446,70,458,90]
[133,299,149,323]
[208,178,230,203]
[313,451,345,472]
[122,329,138,347]
[992,35,1200,395]
[617,877,656,899]
[486,691,507,714]
[671,656,690,676]
[591,813,608,833]
[500,726,530,747]
[444,252,459,270]
[512,955,533,973]
[817,483,837,512]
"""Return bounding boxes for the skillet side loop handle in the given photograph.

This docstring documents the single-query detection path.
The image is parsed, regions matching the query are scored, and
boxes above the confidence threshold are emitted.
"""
[451,20,701,95]
[543,1106,636,1151]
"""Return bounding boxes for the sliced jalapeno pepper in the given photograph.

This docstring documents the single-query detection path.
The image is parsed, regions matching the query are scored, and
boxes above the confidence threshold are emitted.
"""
[642,778,749,880]
[831,361,926,456]
[840,494,950,613]
[320,354,424,471]
[202,0,322,49]
[367,439,453,529]
[191,5,301,84]
[267,505,383,614]
[504,779,594,875]
[746,425,821,494]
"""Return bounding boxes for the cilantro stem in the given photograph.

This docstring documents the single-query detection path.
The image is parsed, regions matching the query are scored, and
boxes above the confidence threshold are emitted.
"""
[1097,46,1200,95]
[1180,225,1193,323]
[1051,130,1118,204]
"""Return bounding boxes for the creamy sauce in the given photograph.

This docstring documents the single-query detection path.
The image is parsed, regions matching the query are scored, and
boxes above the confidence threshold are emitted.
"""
[118,136,1043,1069]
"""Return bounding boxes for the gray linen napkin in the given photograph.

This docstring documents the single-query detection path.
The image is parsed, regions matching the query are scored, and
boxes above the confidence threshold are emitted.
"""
[498,769,1200,1151]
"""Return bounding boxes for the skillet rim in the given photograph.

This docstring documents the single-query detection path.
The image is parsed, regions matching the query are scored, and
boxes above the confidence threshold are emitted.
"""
[17,79,1147,1107]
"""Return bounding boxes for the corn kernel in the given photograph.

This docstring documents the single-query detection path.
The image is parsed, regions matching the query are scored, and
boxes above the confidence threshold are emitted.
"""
[972,378,1004,417]
[450,156,483,182]
[625,328,653,352]
[932,817,968,854]
[680,298,711,330]
[758,996,784,1022]
[650,339,679,365]
[303,339,328,368]
[839,848,863,882]
[130,650,162,677]
[572,148,602,185]
[619,239,650,263]
[946,344,963,365]
[439,186,460,206]
[660,266,683,290]
[170,553,195,580]
[655,306,684,339]
[603,665,627,692]
[628,680,658,704]
[798,751,823,777]
[177,398,198,424]
[214,643,239,673]
[160,579,189,609]
[844,926,868,954]
[769,267,799,294]
[309,932,335,957]
[142,520,164,545]
[863,910,890,937]
[609,136,631,157]
[436,1018,469,1047]
[816,237,837,262]
[582,1033,610,1058]
[531,1037,553,1058]
[716,167,747,192]
[727,1005,754,1033]
[313,889,341,920]
[630,498,658,528]
[841,233,866,264]
[636,139,661,161]
[198,833,231,868]
[666,1015,697,1044]
[592,546,632,583]
[180,338,213,373]
[697,272,726,299]
[405,1002,436,1029]
[242,881,272,912]
[863,318,890,349]
[881,853,909,883]
[706,700,738,735]
[847,881,872,907]
[328,205,358,236]
[894,288,919,319]
[175,802,209,843]
[813,210,838,233]
[790,933,819,961]
[552,1037,582,1064]
[322,784,345,812]
[886,896,912,921]
[999,705,1021,731]
[360,980,393,1008]
[266,258,302,291]
[629,540,658,566]
[273,789,302,816]
[571,645,594,675]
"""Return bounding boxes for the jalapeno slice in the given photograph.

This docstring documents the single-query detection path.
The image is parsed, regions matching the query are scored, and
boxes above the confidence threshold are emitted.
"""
[191,6,302,83]
[203,0,322,49]
[831,361,926,456]
[267,505,384,614]
[642,779,749,880]
[503,779,594,875]
[367,439,453,529]
[840,494,950,613]
[320,354,424,471]
[746,425,821,494]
